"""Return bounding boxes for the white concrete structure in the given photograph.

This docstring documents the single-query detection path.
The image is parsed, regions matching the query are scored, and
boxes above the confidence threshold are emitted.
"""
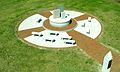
[88,17,92,22]
[102,51,113,72]
[24,30,77,48]
[61,12,65,19]
[74,18,101,39]
[49,15,71,27]
[53,9,61,18]
[18,14,47,31]
[50,10,84,18]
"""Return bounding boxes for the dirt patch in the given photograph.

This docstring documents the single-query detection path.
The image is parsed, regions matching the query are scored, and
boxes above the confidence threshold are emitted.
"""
[18,27,45,39]
[67,30,110,64]
[111,52,120,72]
[40,11,52,18]
[74,14,94,21]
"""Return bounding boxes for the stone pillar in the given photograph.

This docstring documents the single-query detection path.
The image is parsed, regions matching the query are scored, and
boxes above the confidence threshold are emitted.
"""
[53,9,60,18]
[61,12,65,19]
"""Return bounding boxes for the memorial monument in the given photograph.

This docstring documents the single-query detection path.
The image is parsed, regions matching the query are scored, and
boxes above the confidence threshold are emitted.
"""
[49,6,71,27]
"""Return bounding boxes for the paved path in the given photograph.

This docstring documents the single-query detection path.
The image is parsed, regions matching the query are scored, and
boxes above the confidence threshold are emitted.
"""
[40,11,52,18]
[18,27,45,39]
[111,53,120,72]
[74,14,94,21]
[67,30,120,72]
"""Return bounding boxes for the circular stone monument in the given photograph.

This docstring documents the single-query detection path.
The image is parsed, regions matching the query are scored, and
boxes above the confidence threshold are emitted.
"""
[17,9,102,48]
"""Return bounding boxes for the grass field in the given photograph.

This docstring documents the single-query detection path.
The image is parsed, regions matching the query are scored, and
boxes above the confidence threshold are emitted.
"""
[0,0,120,72]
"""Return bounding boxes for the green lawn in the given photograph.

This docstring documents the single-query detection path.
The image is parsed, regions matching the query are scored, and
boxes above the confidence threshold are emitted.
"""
[0,0,120,72]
